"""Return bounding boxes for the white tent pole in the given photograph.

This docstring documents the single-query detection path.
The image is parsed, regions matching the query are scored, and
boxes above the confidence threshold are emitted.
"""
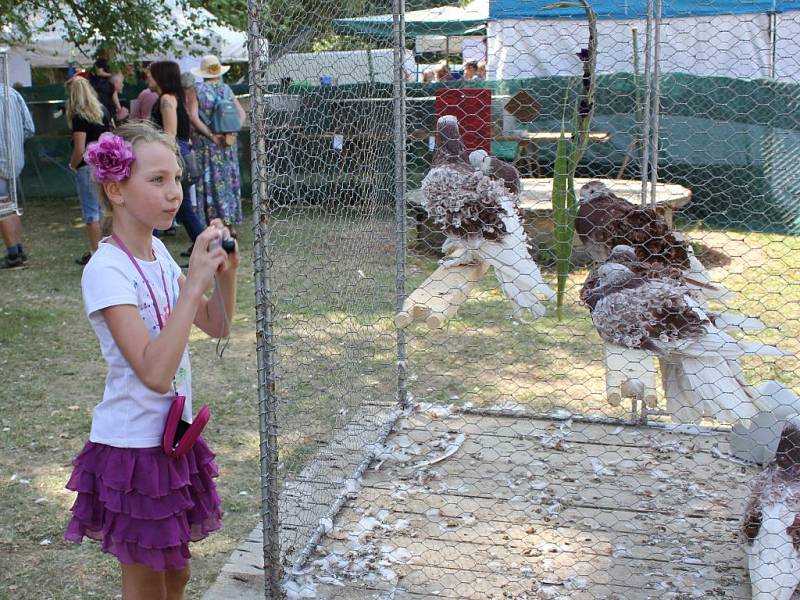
[648,0,662,209]
[768,11,777,79]
[639,0,654,206]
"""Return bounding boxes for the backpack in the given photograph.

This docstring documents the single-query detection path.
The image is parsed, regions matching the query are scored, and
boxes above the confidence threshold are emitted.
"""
[205,84,241,134]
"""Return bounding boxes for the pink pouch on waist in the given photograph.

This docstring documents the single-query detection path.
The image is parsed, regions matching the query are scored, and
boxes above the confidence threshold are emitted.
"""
[162,394,210,458]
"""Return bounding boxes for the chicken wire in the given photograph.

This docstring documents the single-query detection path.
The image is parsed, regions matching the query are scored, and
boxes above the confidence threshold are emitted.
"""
[245,0,800,598]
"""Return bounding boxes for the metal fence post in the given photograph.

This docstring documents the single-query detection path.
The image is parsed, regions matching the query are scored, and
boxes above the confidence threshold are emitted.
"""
[247,2,283,598]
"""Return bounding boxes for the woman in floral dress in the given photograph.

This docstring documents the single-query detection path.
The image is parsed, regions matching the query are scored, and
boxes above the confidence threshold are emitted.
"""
[190,55,247,236]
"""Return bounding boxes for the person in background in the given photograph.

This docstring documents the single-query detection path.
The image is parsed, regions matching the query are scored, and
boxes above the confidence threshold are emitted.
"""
[435,60,452,82]
[0,82,34,270]
[130,67,159,121]
[110,73,129,122]
[89,48,118,121]
[65,76,113,265]
[477,60,487,80]
[178,70,221,256]
[189,55,246,238]
[149,60,205,246]
[402,53,418,82]
[463,60,479,81]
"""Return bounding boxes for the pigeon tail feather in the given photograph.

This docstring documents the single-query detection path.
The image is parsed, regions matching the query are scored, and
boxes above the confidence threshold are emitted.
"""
[660,354,763,423]
[712,311,766,332]
[669,327,789,360]
[685,254,737,306]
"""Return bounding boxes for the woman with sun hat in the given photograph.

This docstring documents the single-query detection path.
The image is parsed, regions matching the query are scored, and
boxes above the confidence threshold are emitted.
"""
[189,55,247,238]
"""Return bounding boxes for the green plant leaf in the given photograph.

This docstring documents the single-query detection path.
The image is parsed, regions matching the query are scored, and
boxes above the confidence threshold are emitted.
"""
[547,0,597,320]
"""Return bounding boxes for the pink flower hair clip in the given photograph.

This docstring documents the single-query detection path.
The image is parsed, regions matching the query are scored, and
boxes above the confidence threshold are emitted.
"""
[84,132,135,183]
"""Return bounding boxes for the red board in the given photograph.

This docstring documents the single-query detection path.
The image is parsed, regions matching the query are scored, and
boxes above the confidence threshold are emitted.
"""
[434,88,493,153]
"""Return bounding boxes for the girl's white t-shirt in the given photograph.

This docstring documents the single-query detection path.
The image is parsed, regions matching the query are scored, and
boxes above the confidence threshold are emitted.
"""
[81,236,192,448]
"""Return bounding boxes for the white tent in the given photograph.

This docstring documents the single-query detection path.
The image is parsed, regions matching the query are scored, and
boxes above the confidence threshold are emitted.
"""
[488,0,800,82]
[263,48,416,86]
[5,4,247,86]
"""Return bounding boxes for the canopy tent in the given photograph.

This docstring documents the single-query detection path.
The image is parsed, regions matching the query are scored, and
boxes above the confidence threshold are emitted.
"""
[5,4,247,86]
[485,0,800,235]
[333,0,488,39]
[491,0,800,20]
[488,0,800,81]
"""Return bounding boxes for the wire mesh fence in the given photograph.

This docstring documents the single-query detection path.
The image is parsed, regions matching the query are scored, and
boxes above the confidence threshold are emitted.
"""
[241,1,800,598]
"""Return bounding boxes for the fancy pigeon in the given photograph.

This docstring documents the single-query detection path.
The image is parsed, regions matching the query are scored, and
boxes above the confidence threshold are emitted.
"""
[742,419,800,600]
[421,116,555,319]
[585,245,764,334]
[468,149,522,195]
[582,260,790,423]
[576,180,734,305]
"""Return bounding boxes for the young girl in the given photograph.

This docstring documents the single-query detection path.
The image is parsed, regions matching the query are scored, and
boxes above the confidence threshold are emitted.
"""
[64,120,238,600]
[66,76,112,265]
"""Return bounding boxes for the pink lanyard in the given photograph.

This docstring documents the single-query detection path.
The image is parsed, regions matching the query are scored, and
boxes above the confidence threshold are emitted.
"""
[111,233,171,329]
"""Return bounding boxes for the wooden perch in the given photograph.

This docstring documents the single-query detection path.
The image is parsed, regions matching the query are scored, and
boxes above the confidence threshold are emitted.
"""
[604,343,659,408]
[396,251,489,329]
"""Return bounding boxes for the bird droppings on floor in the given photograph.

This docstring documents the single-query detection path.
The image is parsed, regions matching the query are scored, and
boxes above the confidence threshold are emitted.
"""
[205,408,767,599]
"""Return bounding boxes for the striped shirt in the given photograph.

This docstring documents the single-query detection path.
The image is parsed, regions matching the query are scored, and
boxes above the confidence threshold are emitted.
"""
[0,85,35,180]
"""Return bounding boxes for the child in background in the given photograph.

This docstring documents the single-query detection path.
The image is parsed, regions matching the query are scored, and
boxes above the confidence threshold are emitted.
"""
[64,120,238,599]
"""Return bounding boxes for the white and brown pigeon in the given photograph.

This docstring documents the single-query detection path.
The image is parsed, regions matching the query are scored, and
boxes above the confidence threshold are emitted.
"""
[468,148,522,195]
[421,115,555,319]
[581,258,791,423]
[742,418,800,600]
[585,245,764,333]
[575,180,734,306]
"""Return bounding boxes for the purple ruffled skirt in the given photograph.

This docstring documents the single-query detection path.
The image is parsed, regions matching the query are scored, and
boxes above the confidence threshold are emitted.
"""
[64,437,222,571]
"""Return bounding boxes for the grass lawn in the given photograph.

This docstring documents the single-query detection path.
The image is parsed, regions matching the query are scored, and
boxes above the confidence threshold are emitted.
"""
[1,197,798,599]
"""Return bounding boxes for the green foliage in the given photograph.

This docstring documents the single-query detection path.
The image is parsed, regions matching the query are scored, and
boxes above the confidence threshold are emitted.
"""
[219,0,460,51]
[546,0,598,318]
[552,110,577,321]
[1,0,465,61]
[0,0,214,60]
[194,0,248,32]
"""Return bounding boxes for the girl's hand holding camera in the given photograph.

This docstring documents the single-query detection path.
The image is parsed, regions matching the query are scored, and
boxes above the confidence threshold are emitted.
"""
[185,219,239,298]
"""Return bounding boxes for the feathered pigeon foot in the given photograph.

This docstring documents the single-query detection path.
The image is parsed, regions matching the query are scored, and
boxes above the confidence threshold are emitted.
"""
[511,300,547,321]
[439,251,481,268]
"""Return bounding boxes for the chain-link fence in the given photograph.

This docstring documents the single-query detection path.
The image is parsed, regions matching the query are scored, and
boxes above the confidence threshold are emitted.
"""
[242,1,800,598]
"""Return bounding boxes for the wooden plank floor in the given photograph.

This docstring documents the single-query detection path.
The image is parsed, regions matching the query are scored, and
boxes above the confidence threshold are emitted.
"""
[204,409,765,600]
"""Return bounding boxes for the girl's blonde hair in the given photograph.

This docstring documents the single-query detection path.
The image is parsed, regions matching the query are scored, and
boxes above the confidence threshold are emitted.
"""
[96,120,181,215]
[65,77,105,128]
